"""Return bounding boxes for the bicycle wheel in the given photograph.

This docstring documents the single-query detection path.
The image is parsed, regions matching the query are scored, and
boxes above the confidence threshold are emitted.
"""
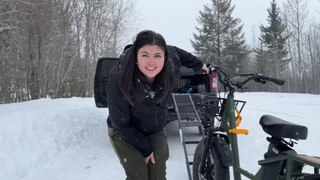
[193,138,230,180]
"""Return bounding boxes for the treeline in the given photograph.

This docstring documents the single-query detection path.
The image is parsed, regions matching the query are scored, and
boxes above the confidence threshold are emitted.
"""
[192,0,320,94]
[0,0,134,103]
[1,0,319,104]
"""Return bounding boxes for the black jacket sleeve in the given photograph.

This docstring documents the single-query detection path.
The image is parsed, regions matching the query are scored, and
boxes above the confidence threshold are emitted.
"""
[106,71,152,157]
[170,45,204,72]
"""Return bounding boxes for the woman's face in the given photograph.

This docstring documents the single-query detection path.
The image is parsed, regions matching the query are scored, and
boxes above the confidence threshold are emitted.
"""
[137,44,165,83]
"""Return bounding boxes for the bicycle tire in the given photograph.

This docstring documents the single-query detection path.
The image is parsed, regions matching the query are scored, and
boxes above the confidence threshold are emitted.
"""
[193,138,230,180]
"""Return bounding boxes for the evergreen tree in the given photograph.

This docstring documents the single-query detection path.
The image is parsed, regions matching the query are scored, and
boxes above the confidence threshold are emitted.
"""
[256,0,290,79]
[191,0,248,73]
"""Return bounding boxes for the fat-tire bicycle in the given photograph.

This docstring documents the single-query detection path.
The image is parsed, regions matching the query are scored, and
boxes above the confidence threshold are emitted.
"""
[192,66,320,180]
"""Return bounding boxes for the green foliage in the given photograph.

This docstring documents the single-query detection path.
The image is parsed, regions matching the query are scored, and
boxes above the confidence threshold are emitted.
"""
[191,0,249,73]
[256,0,290,77]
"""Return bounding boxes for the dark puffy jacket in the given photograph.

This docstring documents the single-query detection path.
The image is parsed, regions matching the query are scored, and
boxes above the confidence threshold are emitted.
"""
[106,45,203,157]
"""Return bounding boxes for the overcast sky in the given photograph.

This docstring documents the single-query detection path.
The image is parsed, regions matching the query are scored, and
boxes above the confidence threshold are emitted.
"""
[128,0,319,52]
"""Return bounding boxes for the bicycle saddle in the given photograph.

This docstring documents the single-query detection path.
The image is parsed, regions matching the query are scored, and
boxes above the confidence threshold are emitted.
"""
[259,114,308,140]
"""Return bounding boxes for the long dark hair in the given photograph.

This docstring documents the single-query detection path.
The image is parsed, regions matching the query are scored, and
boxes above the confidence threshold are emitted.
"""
[118,30,172,106]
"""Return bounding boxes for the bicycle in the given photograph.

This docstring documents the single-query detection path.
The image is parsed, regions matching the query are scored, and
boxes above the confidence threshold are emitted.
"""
[192,66,320,180]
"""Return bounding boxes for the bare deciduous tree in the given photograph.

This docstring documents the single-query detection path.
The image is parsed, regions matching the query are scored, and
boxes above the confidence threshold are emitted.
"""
[283,0,309,92]
[0,0,136,104]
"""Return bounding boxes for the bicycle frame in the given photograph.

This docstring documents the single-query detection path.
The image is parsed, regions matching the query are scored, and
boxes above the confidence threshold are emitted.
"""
[221,91,256,179]
[193,67,320,180]
[213,68,320,180]
[222,92,320,179]
[218,84,256,179]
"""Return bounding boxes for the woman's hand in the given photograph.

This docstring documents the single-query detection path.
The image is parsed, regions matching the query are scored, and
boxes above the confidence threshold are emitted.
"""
[202,63,209,74]
[144,152,156,164]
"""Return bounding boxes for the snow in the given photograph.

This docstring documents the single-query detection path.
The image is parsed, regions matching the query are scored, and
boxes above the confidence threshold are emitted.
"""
[0,92,319,180]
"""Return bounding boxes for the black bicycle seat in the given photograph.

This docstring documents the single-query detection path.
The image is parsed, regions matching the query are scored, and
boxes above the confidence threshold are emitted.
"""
[259,115,308,140]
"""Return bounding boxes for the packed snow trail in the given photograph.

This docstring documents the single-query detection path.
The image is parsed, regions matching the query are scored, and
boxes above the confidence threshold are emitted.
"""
[1,93,320,180]
[0,97,188,180]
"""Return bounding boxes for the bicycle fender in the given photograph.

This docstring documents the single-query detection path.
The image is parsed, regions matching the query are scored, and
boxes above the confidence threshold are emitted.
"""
[212,137,232,167]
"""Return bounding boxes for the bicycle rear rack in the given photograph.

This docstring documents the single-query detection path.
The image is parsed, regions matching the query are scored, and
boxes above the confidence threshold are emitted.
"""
[171,93,205,180]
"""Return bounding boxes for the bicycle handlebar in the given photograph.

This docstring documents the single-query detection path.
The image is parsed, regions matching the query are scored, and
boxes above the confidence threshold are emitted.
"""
[208,65,285,90]
[263,76,285,85]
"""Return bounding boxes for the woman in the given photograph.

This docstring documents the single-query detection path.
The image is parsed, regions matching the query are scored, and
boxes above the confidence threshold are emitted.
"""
[107,30,208,180]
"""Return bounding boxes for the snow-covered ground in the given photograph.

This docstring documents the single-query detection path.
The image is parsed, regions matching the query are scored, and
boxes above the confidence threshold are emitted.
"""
[0,92,319,180]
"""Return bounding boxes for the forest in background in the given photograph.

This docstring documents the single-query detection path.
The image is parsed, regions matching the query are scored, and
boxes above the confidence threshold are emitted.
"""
[192,0,320,94]
[0,0,135,103]
[0,0,319,104]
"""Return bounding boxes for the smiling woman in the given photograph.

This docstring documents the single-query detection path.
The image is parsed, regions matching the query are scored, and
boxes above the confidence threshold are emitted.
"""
[137,44,166,83]
[106,30,172,180]
[105,29,208,180]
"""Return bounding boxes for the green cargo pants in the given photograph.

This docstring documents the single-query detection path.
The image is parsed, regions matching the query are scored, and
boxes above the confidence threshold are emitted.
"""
[108,128,169,180]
